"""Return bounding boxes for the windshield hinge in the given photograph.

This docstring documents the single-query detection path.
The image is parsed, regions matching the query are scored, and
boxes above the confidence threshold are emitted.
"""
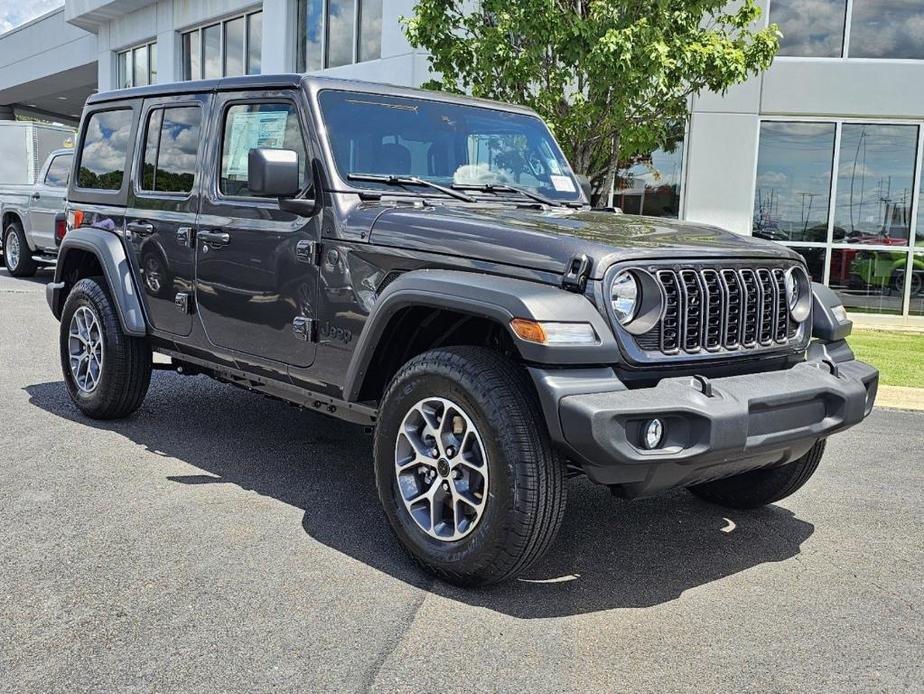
[562,254,592,293]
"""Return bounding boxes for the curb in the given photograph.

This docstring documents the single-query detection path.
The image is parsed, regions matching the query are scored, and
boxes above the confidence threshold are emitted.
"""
[875,385,924,412]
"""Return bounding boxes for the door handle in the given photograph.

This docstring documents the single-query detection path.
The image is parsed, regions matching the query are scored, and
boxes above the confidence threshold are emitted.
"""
[32,192,40,200]
[199,230,230,247]
[127,221,155,237]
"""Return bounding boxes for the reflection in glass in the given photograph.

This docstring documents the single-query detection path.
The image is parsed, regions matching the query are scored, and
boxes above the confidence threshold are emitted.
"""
[834,124,918,245]
[141,109,163,190]
[224,17,245,77]
[44,155,72,187]
[247,12,263,74]
[297,0,324,71]
[118,51,131,89]
[150,43,157,83]
[77,109,133,190]
[910,254,924,316]
[918,166,924,247]
[788,246,827,284]
[183,31,200,81]
[754,122,835,242]
[359,0,382,62]
[770,0,847,57]
[828,248,907,314]
[203,24,221,79]
[615,144,684,218]
[133,44,149,87]
[850,0,924,60]
[327,0,355,68]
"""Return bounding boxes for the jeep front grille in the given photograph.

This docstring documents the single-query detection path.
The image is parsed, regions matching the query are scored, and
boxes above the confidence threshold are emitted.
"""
[645,265,796,356]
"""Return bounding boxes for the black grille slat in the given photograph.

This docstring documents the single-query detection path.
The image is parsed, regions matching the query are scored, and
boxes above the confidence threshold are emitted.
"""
[644,264,800,356]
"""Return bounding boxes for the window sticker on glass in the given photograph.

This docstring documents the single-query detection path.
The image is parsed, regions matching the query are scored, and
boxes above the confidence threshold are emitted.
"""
[550,175,576,193]
[224,110,290,180]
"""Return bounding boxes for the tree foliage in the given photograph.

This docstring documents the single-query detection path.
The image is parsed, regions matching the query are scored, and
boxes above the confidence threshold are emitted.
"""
[403,0,780,205]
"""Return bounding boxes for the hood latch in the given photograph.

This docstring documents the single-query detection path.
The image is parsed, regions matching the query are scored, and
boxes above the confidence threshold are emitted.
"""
[562,254,592,293]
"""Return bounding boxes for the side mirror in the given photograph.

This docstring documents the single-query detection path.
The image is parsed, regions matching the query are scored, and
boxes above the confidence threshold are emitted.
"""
[248,148,300,197]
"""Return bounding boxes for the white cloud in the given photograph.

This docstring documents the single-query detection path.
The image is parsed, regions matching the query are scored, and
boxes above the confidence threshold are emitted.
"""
[0,0,63,35]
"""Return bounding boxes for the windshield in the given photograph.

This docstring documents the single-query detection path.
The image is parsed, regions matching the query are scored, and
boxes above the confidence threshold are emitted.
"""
[318,90,583,202]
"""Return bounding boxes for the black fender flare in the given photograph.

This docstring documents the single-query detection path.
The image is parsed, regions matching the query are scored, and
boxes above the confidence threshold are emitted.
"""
[342,269,620,402]
[46,227,147,337]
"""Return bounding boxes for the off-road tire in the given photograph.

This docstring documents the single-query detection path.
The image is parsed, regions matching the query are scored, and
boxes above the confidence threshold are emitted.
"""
[374,346,567,586]
[3,222,38,277]
[60,277,152,419]
[688,439,826,509]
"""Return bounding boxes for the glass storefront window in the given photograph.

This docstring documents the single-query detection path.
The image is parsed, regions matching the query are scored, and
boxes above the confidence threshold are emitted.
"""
[326,0,355,68]
[297,0,325,71]
[754,122,835,242]
[910,254,924,315]
[117,41,156,88]
[828,249,908,315]
[183,31,200,81]
[849,0,924,60]
[789,247,828,284]
[770,0,847,58]
[359,0,383,63]
[615,144,684,218]
[247,12,263,75]
[203,24,221,79]
[224,16,245,77]
[834,124,918,245]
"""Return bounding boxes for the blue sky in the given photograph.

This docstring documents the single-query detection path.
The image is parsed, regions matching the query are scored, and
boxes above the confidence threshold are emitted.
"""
[0,0,63,34]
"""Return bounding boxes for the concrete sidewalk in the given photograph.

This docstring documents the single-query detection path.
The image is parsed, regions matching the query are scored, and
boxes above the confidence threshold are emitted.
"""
[877,385,924,412]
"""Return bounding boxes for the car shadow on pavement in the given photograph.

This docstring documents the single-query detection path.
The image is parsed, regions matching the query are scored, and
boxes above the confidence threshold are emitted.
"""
[26,374,815,619]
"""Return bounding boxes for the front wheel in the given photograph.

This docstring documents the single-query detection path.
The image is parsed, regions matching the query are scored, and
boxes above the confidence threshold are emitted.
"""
[374,346,566,586]
[60,277,152,419]
[688,440,826,509]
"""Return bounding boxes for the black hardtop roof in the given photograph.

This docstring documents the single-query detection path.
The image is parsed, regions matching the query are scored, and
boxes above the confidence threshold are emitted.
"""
[85,74,537,116]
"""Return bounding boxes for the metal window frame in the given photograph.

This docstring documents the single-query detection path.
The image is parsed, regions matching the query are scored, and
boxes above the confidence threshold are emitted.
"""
[753,114,923,316]
[117,40,157,89]
[181,8,262,82]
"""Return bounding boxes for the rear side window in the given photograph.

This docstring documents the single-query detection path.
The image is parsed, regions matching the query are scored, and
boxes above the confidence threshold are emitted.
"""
[219,102,308,197]
[77,109,133,190]
[140,106,201,194]
[44,154,72,187]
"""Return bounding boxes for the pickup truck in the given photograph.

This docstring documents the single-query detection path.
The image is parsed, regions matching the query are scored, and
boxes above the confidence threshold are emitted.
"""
[1,148,72,276]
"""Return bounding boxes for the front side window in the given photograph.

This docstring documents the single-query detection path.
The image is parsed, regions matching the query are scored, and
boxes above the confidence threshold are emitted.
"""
[44,154,73,187]
[770,0,847,58]
[849,0,924,60]
[319,90,581,202]
[753,122,836,242]
[77,109,134,191]
[140,106,201,194]
[182,11,263,82]
[220,103,308,197]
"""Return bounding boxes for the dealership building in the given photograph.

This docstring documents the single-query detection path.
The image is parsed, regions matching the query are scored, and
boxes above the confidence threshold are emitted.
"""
[0,0,922,322]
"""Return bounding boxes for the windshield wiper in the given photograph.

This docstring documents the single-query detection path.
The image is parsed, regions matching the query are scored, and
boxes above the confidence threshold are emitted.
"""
[451,183,563,208]
[348,173,477,202]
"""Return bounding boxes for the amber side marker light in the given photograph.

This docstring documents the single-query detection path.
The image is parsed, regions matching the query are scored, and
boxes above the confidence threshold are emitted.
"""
[510,318,598,345]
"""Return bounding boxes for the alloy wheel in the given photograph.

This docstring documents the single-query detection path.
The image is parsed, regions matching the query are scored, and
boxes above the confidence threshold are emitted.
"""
[394,397,489,541]
[5,231,20,269]
[67,306,104,393]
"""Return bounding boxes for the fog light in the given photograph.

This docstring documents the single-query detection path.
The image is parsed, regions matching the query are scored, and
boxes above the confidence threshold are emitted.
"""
[643,418,664,450]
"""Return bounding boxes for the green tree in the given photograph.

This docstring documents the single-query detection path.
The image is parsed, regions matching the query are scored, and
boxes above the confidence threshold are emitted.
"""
[404,0,779,206]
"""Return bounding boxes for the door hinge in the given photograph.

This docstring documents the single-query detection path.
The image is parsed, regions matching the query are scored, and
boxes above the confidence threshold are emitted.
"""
[296,240,321,264]
[175,292,192,314]
[292,316,317,342]
[562,254,592,293]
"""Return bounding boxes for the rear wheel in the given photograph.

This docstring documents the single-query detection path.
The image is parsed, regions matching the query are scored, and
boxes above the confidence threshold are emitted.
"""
[3,222,38,277]
[374,346,566,586]
[60,277,152,419]
[688,440,826,509]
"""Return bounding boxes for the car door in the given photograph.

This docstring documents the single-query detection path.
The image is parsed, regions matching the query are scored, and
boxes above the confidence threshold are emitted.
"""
[195,91,320,368]
[29,152,72,251]
[124,94,210,337]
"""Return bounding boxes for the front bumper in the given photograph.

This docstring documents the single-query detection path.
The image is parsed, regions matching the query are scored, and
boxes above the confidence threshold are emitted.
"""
[531,350,878,497]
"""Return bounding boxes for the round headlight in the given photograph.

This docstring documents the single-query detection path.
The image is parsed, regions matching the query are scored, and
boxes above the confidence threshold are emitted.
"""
[610,271,639,325]
[785,266,812,322]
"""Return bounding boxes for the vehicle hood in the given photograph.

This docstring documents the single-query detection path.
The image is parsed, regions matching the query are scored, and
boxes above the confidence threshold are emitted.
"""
[367,205,798,279]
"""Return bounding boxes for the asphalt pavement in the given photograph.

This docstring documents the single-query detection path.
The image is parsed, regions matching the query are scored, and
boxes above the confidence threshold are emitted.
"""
[1,267,922,693]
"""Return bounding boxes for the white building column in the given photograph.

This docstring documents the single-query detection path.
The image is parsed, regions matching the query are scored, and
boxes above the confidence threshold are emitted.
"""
[261,0,297,73]
[155,0,177,83]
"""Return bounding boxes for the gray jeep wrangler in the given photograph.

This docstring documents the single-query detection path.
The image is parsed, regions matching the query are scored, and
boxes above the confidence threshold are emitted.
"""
[48,75,878,585]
